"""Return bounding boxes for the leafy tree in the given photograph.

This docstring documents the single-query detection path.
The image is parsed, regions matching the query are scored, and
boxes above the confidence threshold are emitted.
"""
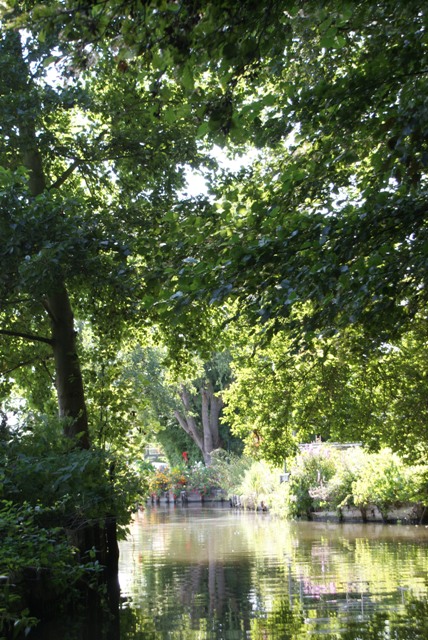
[4,0,427,355]
[172,352,232,464]
[223,318,428,463]
[118,344,204,465]
[0,8,207,442]
[121,346,236,465]
[14,0,427,342]
[161,1,428,346]
[2,0,427,492]
[0,2,214,616]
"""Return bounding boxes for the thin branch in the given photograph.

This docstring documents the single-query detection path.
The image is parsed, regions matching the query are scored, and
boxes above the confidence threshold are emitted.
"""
[41,358,55,383]
[48,159,81,190]
[1,354,52,376]
[0,328,53,346]
[0,296,35,307]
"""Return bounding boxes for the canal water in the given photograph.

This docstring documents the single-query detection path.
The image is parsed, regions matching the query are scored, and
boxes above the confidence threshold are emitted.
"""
[118,504,428,639]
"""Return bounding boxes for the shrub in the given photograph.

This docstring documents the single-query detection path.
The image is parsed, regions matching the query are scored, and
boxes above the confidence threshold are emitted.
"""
[210,450,253,497]
[0,500,101,637]
[186,462,218,496]
[351,449,407,521]
[268,481,296,519]
[286,445,339,517]
[237,460,281,509]
[0,415,149,634]
[282,447,428,522]
[168,466,188,498]
[0,417,147,536]
[394,464,428,523]
[309,447,367,517]
[147,462,219,498]
[148,469,170,497]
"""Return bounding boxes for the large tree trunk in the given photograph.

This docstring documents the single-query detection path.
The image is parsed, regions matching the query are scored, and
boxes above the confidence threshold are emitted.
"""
[176,384,224,465]
[201,382,224,465]
[44,284,90,448]
[15,31,90,449]
[174,387,205,452]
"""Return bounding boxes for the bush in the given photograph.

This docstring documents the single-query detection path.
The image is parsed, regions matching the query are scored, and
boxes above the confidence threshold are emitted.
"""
[286,445,339,517]
[268,481,296,519]
[186,462,218,496]
[1,418,147,537]
[280,446,428,522]
[210,450,253,497]
[352,449,408,521]
[168,467,188,498]
[148,469,171,498]
[147,462,219,498]
[400,465,428,505]
[310,447,367,516]
[0,500,101,637]
[238,460,280,508]
[0,415,150,634]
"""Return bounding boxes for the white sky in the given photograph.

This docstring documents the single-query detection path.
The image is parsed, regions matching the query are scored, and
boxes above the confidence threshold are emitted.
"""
[184,146,258,197]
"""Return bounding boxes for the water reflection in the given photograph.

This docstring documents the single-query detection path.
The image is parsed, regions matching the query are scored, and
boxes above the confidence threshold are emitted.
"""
[119,505,428,639]
[27,506,428,639]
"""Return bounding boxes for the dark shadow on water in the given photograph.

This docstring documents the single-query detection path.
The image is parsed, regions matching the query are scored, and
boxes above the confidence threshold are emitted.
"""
[27,574,121,640]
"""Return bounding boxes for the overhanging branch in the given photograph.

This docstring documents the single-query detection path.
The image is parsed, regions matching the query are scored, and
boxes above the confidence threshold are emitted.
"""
[1,354,53,376]
[0,328,53,346]
[48,159,81,190]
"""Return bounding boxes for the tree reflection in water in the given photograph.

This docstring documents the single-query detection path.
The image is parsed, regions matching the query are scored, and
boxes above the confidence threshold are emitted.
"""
[118,507,428,639]
[28,506,428,639]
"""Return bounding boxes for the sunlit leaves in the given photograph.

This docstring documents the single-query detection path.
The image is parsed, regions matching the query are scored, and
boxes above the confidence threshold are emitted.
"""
[223,316,428,464]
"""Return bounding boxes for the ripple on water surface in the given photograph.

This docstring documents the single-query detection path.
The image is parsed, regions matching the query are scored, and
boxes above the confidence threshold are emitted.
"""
[118,506,428,639]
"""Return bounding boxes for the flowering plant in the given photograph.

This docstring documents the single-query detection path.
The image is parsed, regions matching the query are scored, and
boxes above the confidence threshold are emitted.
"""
[186,463,217,496]
[169,467,188,497]
[148,470,170,497]
[148,463,219,498]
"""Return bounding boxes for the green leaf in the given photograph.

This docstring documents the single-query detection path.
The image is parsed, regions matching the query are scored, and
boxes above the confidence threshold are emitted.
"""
[181,64,194,91]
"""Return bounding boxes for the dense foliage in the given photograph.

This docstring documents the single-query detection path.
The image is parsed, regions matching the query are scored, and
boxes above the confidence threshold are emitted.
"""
[0,415,151,632]
[161,1,428,345]
[267,445,428,522]
[0,0,428,631]
[223,317,428,463]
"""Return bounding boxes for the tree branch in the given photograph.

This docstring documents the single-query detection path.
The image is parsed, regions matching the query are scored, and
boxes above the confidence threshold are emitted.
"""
[48,159,81,190]
[0,328,53,346]
[174,408,204,451]
[1,354,53,376]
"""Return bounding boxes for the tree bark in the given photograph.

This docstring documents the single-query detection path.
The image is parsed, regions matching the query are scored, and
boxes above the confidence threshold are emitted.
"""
[43,286,90,448]
[14,31,90,449]
[201,387,213,464]
[208,383,223,451]
[175,386,204,452]
[176,384,224,465]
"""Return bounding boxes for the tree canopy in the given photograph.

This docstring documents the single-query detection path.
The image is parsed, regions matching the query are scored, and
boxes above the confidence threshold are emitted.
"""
[2,3,428,633]
[223,317,428,464]
[1,0,427,458]
[155,0,428,345]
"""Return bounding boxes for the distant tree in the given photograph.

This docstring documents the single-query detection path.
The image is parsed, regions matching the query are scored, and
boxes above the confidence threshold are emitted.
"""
[121,346,236,465]
[173,353,231,465]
